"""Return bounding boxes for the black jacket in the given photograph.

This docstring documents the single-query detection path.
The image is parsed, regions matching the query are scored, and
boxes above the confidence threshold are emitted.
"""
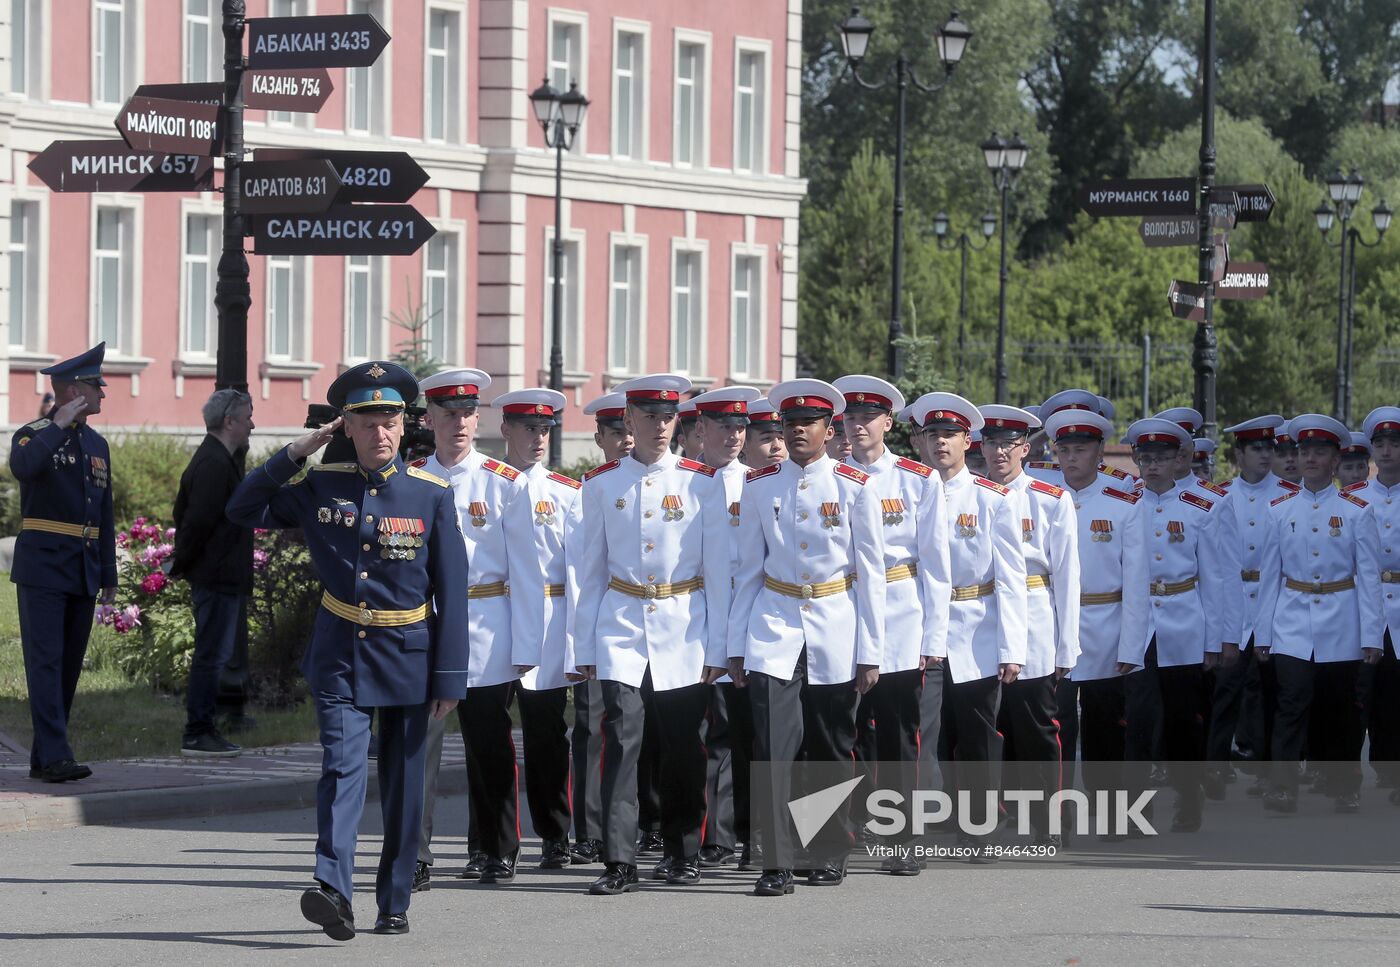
[171,434,254,594]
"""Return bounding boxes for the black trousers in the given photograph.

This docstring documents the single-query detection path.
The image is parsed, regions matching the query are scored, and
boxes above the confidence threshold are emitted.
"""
[749,648,861,870]
[1056,677,1080,794]
[16,585,94,771]
[517,685,571,843]
[939,665,1002,829]
[637,674,663,835]
[1077,676,1126,798]
[998,673,1062,834]
[1206,639,1254,762]
[849,689,879,828]
[600,672,710,865]
[702,682,752,849]
[869,667,924,842]
[1367,631,1400,782]
[419,682,517,864]
[571,680,605,843]
[1125,640,1205,814]
[917,661,946,792]
[1271,655,1364,795]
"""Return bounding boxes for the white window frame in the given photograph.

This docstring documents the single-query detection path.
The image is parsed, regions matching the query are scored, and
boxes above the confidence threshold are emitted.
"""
[344,0,390,136]
[92,0,140,107]
[607,233,648,378]
[421,227,464,365]
[265,0,313,128]
[669,239,708,377]
[178,201,221,361]
[729,244,767,379]
[733,38,772,176]
[611,20,649,162]
[89,198,143,358]
[541,225,586,375]
[264,253,311,363]
[344,253,388,363]
[673,31,711,169]
[547,9,588,156]
[7,196,47,355]
[424,2,466,144]
[9,0,48,99]
[182,0,220,83]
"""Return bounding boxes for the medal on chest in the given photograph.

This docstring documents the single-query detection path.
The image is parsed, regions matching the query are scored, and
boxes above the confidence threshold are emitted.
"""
[89,454,109,488]
[615,497,627,510]
[1021,518,1034,543]
[820,501,843,529]
[881,498,906,526]
[534,500,556,526]
[662,494,685,522]
[1329,515,1343,538]
[1167,520,1185,543]
[1090,519,1113,543]
[378,517,425,559]
[956,513,978,538]
[467,501,488,527]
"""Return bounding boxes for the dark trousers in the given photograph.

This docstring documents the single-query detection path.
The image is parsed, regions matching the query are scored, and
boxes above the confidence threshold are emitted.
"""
[869,667,923,842]
[517,685,571,843]
[702,682,752,849]
[849,689,879,828]
[184,587,247,738]
[637,674,663,834]
[17,584,93,770]
[1271,655,1364,796]
[1056,677,1080,793]
[420,682,518,864]
[939,665,1002,829]
[1206,639,1255,762]
[313,694,427,916]
[571,680,605,843]
[1078,676,1126,798]
[600,672,710,865]
[998,673,1062,834]
[215,602,251,719]
[1125,640,1205,815]
[749,648,861,870]
[1367,631,1400,782]
[917,661,946,791]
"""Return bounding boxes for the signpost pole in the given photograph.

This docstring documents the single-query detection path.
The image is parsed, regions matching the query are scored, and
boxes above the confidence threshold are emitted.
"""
[887,55,908,382]
[215,0,249,392]
[1192,0,1218,472]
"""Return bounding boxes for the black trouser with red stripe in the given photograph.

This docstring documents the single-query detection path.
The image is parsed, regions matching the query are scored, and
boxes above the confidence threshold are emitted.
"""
[998,672,1062,835]
[516,685,571,844]
[869,667,923,843]
[1125,640,1205,819]
[1366,630,1400,783]
[703,682,752,850]
[939,667,1002,830]
[637,674,663,836]
[1077,675,1126,800]
[849,689,879,830]
[571,680,605,844]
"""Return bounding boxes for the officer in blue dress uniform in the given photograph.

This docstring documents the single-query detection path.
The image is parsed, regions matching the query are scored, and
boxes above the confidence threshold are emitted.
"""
[9,343,116,783]
[227,361,469,940]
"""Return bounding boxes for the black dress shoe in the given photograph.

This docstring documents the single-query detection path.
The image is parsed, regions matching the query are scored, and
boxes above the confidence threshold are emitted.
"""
[1170,812,1202,833]
[959,835,998,864]
[1201,768,1227,801]
[300,885,355,942]
[1262,789,1298,814]
[412,861,431,893]
[373,913,409,935]
[1246,778,1267,798]
[737,842,761,871]
[883,854,921,876]
[1334,791,1360,814]
[540,839,571,869]
[458,852,487,880]
[1034,833,1064,850]
[650,855,674,881]
[666,856,701,885]
[698,845,736,868]
[39,759,92,783]
[754,869,795,896]
[569,839,602,864]
[1148,764,1169,787]
[807,863,846,886]
[637,831,664,855]
[28,767,40,779]
[589,862,639,895]
[480,856,516,884]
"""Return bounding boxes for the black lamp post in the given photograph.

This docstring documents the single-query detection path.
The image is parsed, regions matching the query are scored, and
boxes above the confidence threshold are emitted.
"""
[933,210,996,392]
[980,131,1028,404]
[1316,169,1391,425]
[837,7,971,382]
[530,78,589,468]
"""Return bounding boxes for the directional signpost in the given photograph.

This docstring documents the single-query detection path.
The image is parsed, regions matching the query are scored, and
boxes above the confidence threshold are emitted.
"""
[252,148,429,203]
[115,94,221,155]
[27,140,213,193]
[1167,280,1209,322]
[1138,214,1198,248]
[246,14,391,69]
[1076,177,1197,217]
[238,159,343,215]
[250,205,436,256]
[136,69,335,113]
[1222,183,1276,222]
[1216,262,1271,300]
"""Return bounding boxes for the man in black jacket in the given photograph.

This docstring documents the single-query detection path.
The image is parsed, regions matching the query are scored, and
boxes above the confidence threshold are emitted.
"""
[172,389,256,756]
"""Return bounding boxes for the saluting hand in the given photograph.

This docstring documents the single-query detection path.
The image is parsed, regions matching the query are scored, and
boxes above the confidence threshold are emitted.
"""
[52,396,88,426]
[288,417,343,461]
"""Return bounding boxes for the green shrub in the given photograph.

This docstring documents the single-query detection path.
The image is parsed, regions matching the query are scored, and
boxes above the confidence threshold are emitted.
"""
[109,432,196,524]
[247,528,320,708]
[98,517,194,691]
[0,467,19,537]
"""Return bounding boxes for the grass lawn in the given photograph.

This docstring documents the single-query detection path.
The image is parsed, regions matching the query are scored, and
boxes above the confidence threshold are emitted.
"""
[0,573,317,761]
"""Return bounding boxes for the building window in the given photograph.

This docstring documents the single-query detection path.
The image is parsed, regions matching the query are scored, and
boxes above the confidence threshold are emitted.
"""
[675,41,706,167]
[8,202,38,350]
[549,16,585,154]
[609,243,643,374]
[94,0,128,106]
[543,232,582,372]
[346,0,386,134]
[93,207,135,353]
[266,254,308,361]
[423,233,457,364]
[266,0,307,124]
[182,213,218,356]
[11,0,39,96]
[346,254,384,360]
[731,254,763,377]
[671,249,704,375]
[426,7,461,143]
[735,49,767,174]
[613,30,645,160]
[184,0,218,83]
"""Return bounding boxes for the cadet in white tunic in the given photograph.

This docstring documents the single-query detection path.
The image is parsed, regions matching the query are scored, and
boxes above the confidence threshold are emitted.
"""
[1339,432,1372,489]
[729,379,885,896]
[1257,414,1383,813]
[574,375,731,894]
[1356,407,1400,797]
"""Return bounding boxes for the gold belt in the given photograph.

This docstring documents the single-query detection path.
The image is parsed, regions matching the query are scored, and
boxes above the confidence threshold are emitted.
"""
[1150,577,1198,597]
[1285,576,1356,595]
[764,573,854,600]
[885,562,918,583]
[544,583,565,597]
[1027,574,1052,591]
[1241,570,1261,582]
[1382,571,1400,584]
[951,581,995,602]
[468,581,509,599]
[321,590,430,627]
[1081,590,1123,606]
[22,517,99,540]
[608,576,704,600]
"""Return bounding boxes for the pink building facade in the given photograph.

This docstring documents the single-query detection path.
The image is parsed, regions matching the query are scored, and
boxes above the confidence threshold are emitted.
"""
[0,0,804,458]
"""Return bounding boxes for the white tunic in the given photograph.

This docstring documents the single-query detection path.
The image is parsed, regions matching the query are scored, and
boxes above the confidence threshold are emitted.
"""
[1256,484,1383,663]
[1224,472,1301,644]
[845,449,951,673]
[730,455,886,685]
[1134,479,1230,667]
[1345,478,1400,639]
[421,449,541,689]
[1190,475,1245,646]
[1005,472,1081,679]
[516,462,583,692]
[921,467,1028,684]
[1065,480,1151,681]
[703,455,748,684]
[573,451,731,691]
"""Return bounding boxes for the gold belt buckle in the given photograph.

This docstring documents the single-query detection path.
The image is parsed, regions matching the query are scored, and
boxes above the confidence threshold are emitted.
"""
[1385,570,1397,582]
[1311,582,1323,594]
[359,607,374,625]
[1151,579,1166,596]
[801,584,814,599]
[643,583,658,599]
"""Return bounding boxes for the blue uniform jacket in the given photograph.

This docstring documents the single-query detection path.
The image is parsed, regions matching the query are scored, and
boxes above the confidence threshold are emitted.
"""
[8,418,117,597]
[226,446,470,706]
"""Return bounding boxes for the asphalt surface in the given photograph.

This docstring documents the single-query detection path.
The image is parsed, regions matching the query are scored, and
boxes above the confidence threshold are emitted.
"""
[2,787,1398,967]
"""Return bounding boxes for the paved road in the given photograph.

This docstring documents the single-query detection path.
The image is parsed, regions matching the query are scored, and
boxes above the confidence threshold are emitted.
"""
[2,787,1398,967]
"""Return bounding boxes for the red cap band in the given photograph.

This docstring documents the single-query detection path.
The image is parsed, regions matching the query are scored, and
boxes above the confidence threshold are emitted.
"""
[696,400,749,415]
[594,407,625,420]
[1054,423,1104,440]
[1232,426,1275,442]
[985,417,1030,432]
[627,388,679,402]
[843,391,891,409]
[921,409,971,430]
[1372,421,1400,436]
[503,402,556,417]
[426,383,479,399]
[779,395,835,412]
[1136,432,1178,445]
[1048,402,1093,414]
[748,410,781,424]
[1297,427,1341,444]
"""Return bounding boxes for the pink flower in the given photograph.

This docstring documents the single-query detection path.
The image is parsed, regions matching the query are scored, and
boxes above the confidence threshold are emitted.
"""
[254,528,270,537]
[252,548,270,571]
[140,571,167,595]
[116,532,129,547]
[141,524,162,541]
[112,604,142,633]
[134,517,147,526]
[95,603,116,625]
[165,527,176,539]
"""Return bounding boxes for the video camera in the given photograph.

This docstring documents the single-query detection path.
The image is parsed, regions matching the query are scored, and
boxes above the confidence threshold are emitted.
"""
[304,402,437,463]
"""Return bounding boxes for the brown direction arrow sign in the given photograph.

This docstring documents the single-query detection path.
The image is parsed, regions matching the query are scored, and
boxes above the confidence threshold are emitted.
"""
[27,140,213,193]
[1139,214,1198,247]
[250,204,436,256]
[116,95,221,155]
[1220,183,1276,222]
[1216,261,1271,300]
[238,159,343,215]
[244,67,334,112]
[1207,188,1238,230]
[135,81,221,105]
[1077,177,1196,217]
[247,14,390,70]
[1167,280,1208,322]
[253,148,428,203]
